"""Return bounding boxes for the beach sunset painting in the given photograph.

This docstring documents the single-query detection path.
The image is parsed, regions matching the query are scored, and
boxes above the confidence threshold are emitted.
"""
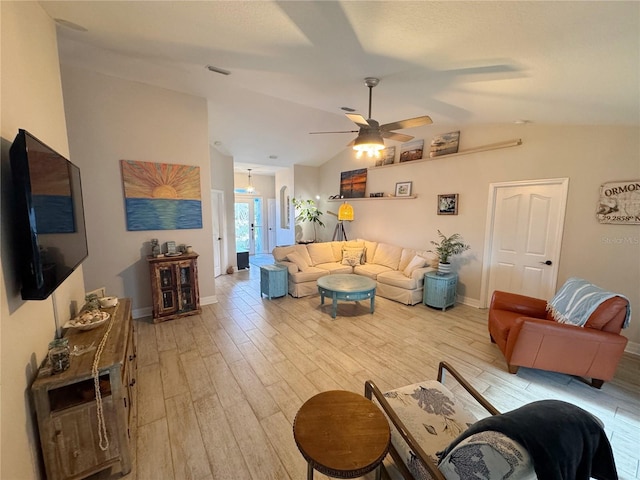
[121,160,202,230]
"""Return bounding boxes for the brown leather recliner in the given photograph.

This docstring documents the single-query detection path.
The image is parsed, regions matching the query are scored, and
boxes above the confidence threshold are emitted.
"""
[488,290,629,388]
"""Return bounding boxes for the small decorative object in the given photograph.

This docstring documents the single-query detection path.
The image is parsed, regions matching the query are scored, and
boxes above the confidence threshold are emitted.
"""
[165,241,181,256]
[48,338,71,373]
[292,198,325,242]
[596,180,640,224]
[64,310,110,330]
[395,181,413,197]
[340,169,367,198]
[226,265,235,274]
[430,131,460,157]
[185,245,193,253]
[81,293,101,312]
[399,139,424,162]
[437,193,459,215]
[382,146,396,165]
[369,192,384,197]
[99,296,118,308]
[428,230,470,276]
[151,238,161,257]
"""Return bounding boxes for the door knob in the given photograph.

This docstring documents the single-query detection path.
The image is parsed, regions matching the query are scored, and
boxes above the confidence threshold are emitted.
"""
[540,260,552,265]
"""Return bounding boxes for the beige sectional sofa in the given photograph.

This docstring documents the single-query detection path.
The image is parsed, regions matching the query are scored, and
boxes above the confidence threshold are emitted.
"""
[272,239,437,305]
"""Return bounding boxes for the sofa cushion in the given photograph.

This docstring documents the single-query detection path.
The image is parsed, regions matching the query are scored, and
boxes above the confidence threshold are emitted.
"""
[354,263,393,280]
[403,255,427,277]
[372,242,403,270]
[330,241,346,261]
[316,263,353,274]
[286,252,312,272]
[307,242,336,266]
[438,431,535,480]
[378,270,419,290]
[358,239,378,263]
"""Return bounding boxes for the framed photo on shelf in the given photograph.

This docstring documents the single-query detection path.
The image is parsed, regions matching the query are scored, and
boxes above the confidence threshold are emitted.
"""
[437,193,459,215]
[399,140,424,162]
[395,181,413,197]
[382,146,396,165]
[430,131,460,157]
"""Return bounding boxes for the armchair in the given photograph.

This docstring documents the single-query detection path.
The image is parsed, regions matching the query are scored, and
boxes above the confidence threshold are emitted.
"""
[488,289,629,388]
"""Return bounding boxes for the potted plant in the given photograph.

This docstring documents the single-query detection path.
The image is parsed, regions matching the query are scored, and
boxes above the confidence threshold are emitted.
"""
[292,198,324,243]
[429,230,470,275]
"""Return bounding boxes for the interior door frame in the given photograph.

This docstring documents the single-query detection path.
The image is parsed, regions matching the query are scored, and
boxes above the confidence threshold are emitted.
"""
[480,177,569,308]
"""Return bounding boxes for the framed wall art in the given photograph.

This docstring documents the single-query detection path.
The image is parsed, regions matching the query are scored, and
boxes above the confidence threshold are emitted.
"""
[121,160,203,230]
[395,181,413,197]
[340,168,367,198]
[430,131,460,157]
[399,139,424,162]
[437,193,459,215]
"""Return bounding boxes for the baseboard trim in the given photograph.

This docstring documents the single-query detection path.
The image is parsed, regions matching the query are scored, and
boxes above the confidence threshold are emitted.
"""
[625,341,640,356]
[201,295,218,305]
[456,295,481,309]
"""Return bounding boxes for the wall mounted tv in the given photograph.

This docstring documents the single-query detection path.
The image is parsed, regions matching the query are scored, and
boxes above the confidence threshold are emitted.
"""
[10,129,89,300]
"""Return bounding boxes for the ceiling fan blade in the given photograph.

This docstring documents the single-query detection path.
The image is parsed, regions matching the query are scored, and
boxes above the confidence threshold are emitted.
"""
[381,131,414,142]
[346,113,370,127]
[309,130,359,134]
[380,115,433,131]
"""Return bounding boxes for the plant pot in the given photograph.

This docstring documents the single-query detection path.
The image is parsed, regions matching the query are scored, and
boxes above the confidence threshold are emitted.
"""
[437,262,452,276]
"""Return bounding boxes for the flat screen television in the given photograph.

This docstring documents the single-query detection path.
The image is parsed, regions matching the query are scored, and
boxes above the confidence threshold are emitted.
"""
[10,129,89,300]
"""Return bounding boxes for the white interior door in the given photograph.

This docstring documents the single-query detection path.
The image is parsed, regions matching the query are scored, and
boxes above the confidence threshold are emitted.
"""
[268,198,276,252]
[211,190,225,277]
[482,178,569,305]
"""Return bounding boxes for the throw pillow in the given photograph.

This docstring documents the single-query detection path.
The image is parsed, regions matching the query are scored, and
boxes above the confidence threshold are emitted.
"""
[341,247,365,266]
[403,255,427,277]
[286,252,311,272]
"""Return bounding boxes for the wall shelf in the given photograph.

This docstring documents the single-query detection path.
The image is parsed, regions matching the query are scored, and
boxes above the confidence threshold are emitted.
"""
[368,138,523,170]
[327,195,417,202]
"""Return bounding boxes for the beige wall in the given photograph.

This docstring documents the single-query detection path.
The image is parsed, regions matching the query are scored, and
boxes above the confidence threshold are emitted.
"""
[318,124,640,348]
[0,3,87,478]
[60,65,216,316]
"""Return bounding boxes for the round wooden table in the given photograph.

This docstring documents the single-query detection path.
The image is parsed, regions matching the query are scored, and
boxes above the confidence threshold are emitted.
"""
[293,390,390,479]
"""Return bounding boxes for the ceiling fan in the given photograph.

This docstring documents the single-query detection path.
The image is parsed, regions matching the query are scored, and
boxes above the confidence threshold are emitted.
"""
[310,77,433,156]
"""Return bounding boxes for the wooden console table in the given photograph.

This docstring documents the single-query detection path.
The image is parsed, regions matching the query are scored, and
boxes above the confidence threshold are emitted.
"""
[32,298,137,480]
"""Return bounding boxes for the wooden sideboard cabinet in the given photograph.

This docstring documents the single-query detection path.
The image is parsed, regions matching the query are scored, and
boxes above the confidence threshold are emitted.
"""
[32,298,137,480]
[148,252,201,323]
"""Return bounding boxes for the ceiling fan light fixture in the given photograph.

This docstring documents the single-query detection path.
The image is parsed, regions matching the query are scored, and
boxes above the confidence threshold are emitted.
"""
[353,130,384,158]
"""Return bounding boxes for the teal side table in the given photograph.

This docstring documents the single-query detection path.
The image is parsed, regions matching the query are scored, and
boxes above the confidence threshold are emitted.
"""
[424,272,458,311]
[260,264,288,299]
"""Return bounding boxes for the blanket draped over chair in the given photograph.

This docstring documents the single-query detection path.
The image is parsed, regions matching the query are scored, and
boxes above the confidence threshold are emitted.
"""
[437,400,617,480]
[546,277,631,328]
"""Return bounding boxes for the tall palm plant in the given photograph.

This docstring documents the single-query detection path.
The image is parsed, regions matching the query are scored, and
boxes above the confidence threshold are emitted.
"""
[292,198,324,242]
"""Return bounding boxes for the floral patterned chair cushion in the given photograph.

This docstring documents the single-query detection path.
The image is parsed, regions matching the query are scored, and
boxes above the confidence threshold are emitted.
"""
[380,380,534,480]
[379,380,477,479]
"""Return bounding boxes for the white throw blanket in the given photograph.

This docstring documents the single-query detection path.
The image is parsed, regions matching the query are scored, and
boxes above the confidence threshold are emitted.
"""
[546,277,630,328]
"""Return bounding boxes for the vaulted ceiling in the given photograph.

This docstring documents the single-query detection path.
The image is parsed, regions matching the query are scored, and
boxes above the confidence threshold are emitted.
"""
[40,1,639,174]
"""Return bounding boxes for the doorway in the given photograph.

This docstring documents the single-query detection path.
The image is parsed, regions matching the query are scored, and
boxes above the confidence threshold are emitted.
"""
[211,190,226,277]
[235,197,265,255]
[481,178,569,306]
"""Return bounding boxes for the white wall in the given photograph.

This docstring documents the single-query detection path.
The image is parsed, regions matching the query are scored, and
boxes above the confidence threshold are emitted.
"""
[319,124,640,347]
[0,3,87,478]
[60,65,216,314]
[275,169,295,246]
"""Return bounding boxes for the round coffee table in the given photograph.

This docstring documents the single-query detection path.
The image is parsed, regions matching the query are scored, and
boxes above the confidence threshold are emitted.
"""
[293,390,390,479]
[317,274,376,318]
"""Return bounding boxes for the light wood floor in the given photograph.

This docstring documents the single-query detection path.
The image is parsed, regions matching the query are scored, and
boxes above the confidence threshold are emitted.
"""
[97,264,640,480]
